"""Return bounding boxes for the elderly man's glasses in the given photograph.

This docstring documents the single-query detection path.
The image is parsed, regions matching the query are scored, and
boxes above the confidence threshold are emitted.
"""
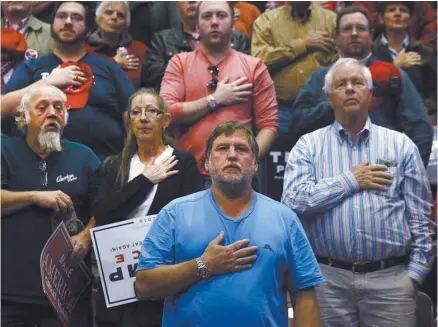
[130,107,164,119]
[54,12,85,23]
[207,66,219,91]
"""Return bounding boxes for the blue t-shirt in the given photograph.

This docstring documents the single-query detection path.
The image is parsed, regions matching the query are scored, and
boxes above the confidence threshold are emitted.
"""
[138,190,324,327]
[1,137,101,303]
[2,52,135,159]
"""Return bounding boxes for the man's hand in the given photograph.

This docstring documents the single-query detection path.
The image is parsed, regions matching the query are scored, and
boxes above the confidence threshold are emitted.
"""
[351,160,393,192]
[304,31,335,53]
[70,228,92,263]
[45,65,87,88]
[393,49,422,68]
[32,191,73,213]
[213,76,253,107]
[142,155,179,184]
[114,52,140,71]
[201,232,258,275]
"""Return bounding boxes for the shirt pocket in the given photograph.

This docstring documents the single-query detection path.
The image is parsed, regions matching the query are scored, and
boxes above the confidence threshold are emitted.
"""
[384,166,402,200]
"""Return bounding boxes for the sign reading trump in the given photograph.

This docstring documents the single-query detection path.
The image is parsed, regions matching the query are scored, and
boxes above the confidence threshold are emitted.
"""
[91,215,157,308]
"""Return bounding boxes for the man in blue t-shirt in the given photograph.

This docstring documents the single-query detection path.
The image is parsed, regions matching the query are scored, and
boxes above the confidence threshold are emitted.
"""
[1,1,135,160]
[1,85,100,326]
[135,121,323,327]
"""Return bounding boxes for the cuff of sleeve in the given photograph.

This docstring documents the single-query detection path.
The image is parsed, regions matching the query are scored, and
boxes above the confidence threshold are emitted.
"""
[287,38,307,57]
[168,103,184,120]
[338,171,361,196]
[408,262,431,285]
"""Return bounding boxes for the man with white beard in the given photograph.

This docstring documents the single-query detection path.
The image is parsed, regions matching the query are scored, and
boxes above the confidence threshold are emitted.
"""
[1,85,100,326]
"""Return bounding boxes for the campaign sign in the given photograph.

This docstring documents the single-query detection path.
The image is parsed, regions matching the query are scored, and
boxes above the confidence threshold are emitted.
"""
[263,137,291,201]
[40,222,92,327]
[91,215,157,308]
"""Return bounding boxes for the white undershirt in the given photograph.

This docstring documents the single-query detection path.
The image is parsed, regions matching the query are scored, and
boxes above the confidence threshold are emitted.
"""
[125,146,174,219]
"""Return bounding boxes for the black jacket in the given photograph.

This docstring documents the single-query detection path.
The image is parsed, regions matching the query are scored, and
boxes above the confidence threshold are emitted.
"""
[371,35,437,116]
[141,24,251,91]
[93,148,202,326]
[92,148,202,225]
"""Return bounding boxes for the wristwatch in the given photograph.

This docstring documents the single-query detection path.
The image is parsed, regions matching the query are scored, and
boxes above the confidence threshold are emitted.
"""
[206,95,218,112]
[196,257,211,280]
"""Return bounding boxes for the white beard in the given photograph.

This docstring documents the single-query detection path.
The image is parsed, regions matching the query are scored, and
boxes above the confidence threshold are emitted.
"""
[37,131,62,153]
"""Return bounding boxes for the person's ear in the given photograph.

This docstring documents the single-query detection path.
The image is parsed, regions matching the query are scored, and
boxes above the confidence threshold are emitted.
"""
[162,113,171,129]
[204,158,210,173]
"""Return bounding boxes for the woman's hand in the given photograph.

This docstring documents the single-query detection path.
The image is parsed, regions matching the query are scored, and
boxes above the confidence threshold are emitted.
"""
[142,155,179,184]
[114,49,140,71]
[393,49,422,68]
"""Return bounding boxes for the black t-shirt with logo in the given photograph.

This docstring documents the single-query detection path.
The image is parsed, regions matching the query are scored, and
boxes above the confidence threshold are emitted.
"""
[1,136,100,304]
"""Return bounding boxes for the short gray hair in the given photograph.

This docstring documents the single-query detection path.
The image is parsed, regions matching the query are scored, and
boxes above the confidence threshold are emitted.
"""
[96,1,131,29]
[323,58,373,95]
[15,86,68,132]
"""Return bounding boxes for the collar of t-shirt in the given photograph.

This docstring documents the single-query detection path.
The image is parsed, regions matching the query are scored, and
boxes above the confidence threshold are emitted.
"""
[380,33,410,60]
[208,188,257,222]
[125,146,174,219]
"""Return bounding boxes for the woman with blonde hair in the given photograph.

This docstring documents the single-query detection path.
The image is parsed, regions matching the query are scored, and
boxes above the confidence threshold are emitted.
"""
[92,88,202,327]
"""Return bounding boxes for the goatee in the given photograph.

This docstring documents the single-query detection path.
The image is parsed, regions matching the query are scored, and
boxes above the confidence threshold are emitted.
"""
[38,131,62,153]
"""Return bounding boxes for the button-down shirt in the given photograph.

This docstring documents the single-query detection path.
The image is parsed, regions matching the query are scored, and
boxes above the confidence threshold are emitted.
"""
[281,119,436,283]
[380,33,410,60]
[252,3,338,102]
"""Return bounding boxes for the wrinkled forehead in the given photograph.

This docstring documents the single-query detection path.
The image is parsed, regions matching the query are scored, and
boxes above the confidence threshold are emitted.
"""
[332,65,365,82]
[31,88,67,105]
[101,2,128,14]
[131,94,159,108]
[213,130,252,147]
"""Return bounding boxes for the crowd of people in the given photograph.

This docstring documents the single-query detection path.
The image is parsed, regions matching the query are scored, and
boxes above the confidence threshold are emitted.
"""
[1,1,437,327]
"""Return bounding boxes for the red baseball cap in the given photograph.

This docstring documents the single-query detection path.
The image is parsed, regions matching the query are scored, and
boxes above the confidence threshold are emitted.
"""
[60,61,93,109]
[369,61,402,98]
[1,28,27,60]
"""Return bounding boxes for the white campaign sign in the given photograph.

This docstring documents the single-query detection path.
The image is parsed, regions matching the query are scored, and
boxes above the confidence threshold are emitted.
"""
[91,215,157,308]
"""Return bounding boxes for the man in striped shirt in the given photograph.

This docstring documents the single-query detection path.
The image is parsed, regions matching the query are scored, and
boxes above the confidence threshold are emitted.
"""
[282,58,436,327]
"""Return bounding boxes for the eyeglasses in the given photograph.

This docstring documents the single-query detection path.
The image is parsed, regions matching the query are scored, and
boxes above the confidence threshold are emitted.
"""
[130,107,164,119]
[39,159,48,188]
[207,66,219,91]
[54,12,85,23]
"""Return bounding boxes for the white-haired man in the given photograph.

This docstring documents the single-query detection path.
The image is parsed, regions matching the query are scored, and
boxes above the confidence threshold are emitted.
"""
[1,85,100,326]
[282,58,436,327]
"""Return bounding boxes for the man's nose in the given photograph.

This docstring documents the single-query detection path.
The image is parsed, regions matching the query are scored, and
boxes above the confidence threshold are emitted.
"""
[227,147,238,158]
[47,105,57,116]
[64,15,73,24]
[351,26,358,36]
[345,81,355,92]
[211,14,219,25]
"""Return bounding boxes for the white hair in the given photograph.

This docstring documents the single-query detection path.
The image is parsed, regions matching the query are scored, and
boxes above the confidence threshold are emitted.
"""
[323,58,373,95]
[15,85,69,133]
[96,1,131,29]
